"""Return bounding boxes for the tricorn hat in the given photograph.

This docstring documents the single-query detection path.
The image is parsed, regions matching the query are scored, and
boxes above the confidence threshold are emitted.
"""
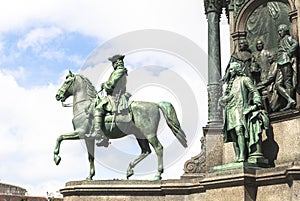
[108,54,125,63]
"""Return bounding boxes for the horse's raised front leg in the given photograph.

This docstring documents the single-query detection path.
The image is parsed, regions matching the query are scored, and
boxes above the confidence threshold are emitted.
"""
[85,138,95,180]
[53,131,80,165]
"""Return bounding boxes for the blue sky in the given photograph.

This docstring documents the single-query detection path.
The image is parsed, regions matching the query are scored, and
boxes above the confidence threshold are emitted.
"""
[0,0,230,197]
[1,29,97,87]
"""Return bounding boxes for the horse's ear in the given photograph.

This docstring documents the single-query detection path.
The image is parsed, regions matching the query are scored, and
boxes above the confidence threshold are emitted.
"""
[66,70,75,79]
[68,70,74,76]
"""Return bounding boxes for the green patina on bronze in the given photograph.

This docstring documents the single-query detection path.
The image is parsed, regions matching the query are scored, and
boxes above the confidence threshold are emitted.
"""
[219,62,269,165]
[253,23,298,112]
[53,55,187,181]
[246,2,291,53]
[203,0,299,173]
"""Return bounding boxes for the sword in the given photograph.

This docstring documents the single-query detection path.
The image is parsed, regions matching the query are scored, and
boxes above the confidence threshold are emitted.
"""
[110,90,122,132]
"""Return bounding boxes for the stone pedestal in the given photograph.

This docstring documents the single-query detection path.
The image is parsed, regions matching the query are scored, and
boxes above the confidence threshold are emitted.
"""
[61,161,300,201]
[60,179,205,201]
[210,161,269,172]
[222,110,300,167]
[203,125,223,171]
[202,161,300,201]
[266,110,300,165]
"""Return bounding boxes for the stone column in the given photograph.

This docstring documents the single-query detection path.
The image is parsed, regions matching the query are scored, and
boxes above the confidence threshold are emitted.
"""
[204,0,223,125]
[203,0,227,171]
[183,1,229,175]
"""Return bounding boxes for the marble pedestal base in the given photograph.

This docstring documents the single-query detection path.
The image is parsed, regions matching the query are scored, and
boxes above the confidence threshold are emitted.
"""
[61,161,300,201]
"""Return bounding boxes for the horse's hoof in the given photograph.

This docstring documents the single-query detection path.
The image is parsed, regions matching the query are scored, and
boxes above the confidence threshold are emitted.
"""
[126,169,134,179]
[151,175,162,181]
[54,155,61,165]
[86,176,93,181]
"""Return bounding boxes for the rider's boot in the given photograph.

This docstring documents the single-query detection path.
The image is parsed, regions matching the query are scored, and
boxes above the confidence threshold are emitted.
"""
[94,109,109,147]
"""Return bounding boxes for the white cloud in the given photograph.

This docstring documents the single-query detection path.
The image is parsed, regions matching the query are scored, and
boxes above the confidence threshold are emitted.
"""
[0,0,209,51]
[17,27,62,51]
[0,41,4,53]
[68,55,85,67]
[0,70,85,196]
[0,0,231,196]
[40,51,85,66]
[1,66,27,81]
[41,49,65,60]
[1,0,231,73]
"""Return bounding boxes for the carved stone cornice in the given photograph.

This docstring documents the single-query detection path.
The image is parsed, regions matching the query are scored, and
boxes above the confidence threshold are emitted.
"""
[203,0,224,15]
[204,0,231,22]
[231,31,247,42]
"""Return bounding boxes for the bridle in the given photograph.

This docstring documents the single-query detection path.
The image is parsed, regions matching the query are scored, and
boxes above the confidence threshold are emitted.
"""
[58,75,75,107]
[59,75,97,109]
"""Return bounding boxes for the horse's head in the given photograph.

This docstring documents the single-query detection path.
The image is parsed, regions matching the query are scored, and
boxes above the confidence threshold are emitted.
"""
[56,70,76,102]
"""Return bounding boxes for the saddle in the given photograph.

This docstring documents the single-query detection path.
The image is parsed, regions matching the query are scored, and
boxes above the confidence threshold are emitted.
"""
[104,92,133,132]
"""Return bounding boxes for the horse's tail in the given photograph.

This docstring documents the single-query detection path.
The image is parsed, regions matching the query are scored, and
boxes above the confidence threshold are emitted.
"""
[157,101,187,148]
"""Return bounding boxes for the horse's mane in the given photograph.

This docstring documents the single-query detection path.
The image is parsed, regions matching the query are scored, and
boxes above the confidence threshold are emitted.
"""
[77,74,97,99]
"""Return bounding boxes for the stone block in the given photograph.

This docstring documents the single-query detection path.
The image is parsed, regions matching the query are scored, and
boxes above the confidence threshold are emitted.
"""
[263,111,300,166]
[256,184,291,201]
[223,142,235,164]
[203,125,223,171]
[61,179,205,201]
[205,186,254,201]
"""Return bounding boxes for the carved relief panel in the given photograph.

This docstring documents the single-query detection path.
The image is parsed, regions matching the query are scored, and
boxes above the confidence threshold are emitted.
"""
[246,2,291,52]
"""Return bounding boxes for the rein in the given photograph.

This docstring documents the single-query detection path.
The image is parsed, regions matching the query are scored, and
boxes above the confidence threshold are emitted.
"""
[61,99,90,107]
[60,74,99,120]
[61,89,101,108]
[61,102,73,107]
[60,75,92,108]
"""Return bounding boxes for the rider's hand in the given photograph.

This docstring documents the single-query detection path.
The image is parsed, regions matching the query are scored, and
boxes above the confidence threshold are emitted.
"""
[101,83,105,90]
[95,96,100,106]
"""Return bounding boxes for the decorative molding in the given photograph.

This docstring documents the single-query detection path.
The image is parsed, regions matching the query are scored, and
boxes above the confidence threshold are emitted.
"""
[234,0,295,33]
[184,136,206,174]
[231,31,247,41]
[204,0,222,14]
[232,0,250,19]
[289,10,298,21]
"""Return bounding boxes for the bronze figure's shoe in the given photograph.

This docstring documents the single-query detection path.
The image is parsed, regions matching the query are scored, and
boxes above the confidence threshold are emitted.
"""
[237,158,245,162]
[280,100,296,111]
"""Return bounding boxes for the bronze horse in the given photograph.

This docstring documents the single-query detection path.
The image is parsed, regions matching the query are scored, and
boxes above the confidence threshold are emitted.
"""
[54,71,187,180]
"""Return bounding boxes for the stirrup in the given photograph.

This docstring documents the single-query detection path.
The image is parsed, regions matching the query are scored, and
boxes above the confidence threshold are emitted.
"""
[96,139,110,147]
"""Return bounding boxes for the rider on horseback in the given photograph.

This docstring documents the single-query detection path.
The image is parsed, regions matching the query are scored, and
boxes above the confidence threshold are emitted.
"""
[94,54,129,147]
